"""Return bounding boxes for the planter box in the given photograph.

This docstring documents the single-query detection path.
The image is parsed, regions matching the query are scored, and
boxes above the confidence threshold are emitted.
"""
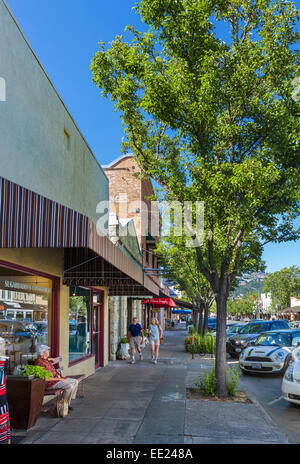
[120,343,130,359]
[6,376,45,430]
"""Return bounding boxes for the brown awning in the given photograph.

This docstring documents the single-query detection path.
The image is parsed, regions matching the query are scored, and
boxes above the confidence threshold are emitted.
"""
[0,176,160,296]
[280,306,300,314]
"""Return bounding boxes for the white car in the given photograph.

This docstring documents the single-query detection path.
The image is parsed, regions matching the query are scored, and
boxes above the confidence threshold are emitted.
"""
[282,348,300,406]
[239,330,300,375]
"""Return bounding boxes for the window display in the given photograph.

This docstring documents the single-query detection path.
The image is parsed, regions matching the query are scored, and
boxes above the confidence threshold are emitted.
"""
[0,268,51,369]
[69,287,91,363]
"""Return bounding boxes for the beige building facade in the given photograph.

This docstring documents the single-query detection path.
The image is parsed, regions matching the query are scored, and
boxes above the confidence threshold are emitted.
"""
[0,1,159,379]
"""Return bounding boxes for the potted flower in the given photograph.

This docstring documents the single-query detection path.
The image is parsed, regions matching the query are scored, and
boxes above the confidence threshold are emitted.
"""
[119,336,130,360]
[6,365,50,430]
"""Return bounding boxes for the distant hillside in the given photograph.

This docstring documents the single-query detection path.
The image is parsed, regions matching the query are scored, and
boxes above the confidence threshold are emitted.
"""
[231,272,268,298]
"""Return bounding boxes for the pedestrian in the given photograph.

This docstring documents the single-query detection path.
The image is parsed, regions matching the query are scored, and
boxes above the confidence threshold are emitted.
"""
[127,318,144,364]
[148,318,162,364]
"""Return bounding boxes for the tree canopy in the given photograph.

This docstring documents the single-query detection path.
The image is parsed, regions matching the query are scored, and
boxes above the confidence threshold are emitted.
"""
[91,0,300,397]
[263,266,300,310]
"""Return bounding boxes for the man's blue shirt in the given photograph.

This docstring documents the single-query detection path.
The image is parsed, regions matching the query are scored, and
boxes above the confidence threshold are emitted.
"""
[129,323,142,337]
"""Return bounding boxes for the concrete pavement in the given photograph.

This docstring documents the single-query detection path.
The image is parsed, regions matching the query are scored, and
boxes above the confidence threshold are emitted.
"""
[13,325,288,444]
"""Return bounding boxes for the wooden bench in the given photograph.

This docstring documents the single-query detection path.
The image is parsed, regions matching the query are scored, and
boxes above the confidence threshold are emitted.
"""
[50,357,85,399]
[36,357,85,417]
[42,388,65,417]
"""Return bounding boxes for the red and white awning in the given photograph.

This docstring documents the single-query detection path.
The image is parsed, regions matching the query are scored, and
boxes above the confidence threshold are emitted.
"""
[142,298,176,308]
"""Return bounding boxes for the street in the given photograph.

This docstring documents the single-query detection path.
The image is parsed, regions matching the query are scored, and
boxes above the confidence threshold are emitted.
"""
[238,366,300,444]
[223,320,300,444]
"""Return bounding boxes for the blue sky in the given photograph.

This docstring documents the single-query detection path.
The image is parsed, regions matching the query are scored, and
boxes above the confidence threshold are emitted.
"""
[6,0,300,273]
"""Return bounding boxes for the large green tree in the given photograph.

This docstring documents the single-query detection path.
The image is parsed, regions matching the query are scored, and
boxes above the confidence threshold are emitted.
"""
[156,236,215,334]
[227,295,258,316]
[91,0,300,397]
[264,266,300,311]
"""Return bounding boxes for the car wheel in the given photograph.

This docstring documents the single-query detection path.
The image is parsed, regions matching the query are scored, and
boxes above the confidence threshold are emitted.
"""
[280,355,292,375]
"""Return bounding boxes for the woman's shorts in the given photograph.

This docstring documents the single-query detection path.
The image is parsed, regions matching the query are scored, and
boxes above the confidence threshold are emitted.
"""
[150,339,160,346]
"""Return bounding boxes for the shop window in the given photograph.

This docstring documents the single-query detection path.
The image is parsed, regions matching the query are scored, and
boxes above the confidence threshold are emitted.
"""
[69,287,91,363]
[0,269,52,370]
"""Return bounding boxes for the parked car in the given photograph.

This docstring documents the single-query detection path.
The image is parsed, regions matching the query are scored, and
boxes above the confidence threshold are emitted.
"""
[289,321,300,329]
[226,320,290,358]
[0,320,36,355]
[34,321,49,345]
[212,322,247,338]
[226,322,248,339]
[282,349,300,406]
[239,329,300,375]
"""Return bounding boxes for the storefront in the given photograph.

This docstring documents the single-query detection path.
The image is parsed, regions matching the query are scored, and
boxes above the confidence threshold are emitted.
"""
[279,306,300,322]
[0,175,161,377]
[0,259,59,371]
[0,251,107,378]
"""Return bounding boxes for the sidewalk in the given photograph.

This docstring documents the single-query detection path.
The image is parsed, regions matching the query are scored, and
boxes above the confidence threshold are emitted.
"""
[14,325,288,444]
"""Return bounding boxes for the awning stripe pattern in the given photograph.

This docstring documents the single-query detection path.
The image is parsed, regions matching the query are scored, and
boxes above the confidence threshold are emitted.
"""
[0,177,88,248]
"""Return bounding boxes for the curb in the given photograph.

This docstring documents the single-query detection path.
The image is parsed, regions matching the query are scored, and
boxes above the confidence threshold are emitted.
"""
[246,391,289,444]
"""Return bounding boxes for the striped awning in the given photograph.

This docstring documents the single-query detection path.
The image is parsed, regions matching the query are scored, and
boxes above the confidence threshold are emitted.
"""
[0,176,160,296]
[0,177,88,248]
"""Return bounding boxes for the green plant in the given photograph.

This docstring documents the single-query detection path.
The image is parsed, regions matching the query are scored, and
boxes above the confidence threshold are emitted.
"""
[184,334,216,354]
[120,337,128,344]
[195,364,217,397]
[226,366,241,397]
[188,327,198,335]
[143,329,148,337]
[195,364,241,397]
[21,365,51,380]
[199,335,216,354]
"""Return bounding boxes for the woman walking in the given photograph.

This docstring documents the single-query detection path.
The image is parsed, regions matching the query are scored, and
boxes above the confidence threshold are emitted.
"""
[148,318,162,364]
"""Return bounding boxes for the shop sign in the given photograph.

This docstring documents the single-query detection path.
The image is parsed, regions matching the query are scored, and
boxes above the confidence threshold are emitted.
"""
[0,304,5,311]
[1,280,51,295]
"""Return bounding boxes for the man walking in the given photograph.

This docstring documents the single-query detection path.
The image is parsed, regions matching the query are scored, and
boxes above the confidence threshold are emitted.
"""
[127,317,144,364]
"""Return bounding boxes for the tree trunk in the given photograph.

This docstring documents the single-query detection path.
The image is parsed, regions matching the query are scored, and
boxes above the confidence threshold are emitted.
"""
[197,306,203,335]
[215,284,228,398]
[195,311,200,332]
[192,309,197,328]
[203,304,209,335]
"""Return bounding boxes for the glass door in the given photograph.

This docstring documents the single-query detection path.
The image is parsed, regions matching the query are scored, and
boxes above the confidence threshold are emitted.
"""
[92,291,104,368]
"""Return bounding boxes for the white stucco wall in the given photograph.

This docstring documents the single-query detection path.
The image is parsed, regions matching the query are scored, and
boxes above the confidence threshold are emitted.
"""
[0,0,108,227]
[261,292,272,311]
